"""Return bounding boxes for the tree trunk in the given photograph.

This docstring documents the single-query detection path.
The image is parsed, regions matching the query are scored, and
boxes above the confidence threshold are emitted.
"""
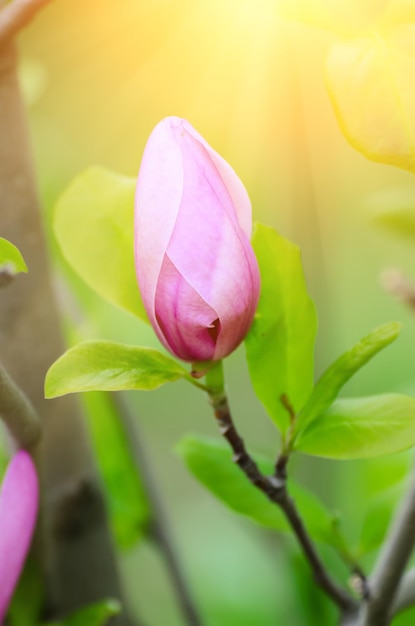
[0,39,131,624]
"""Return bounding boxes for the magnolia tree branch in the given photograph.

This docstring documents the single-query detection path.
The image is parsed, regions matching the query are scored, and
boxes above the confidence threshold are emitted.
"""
[360,465,415,626]
[112,393,203,626]
[392,568,415,616]
[0,0,51,45]
[208,391,357,616]
[0,29,132,625]
[0,360,40,448]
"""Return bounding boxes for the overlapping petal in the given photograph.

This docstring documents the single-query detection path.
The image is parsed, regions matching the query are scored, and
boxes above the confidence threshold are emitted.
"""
[134,116,260,362]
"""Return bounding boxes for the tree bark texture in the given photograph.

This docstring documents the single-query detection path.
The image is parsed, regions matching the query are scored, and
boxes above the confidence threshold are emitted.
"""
[0,40,129,623]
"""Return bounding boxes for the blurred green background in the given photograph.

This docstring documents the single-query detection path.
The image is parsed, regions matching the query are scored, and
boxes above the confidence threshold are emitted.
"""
[17,1,415,624]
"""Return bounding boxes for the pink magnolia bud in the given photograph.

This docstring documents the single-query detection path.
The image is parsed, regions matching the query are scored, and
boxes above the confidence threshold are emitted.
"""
[134,117,260,363]
[0,451,38,622]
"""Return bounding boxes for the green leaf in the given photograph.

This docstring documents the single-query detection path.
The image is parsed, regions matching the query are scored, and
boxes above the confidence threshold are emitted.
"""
[45,599,121,626]
[176,435,345,550]
[0,237,27,279]
[54,167,147,322]
[325,25,415,174]
[294,322,401,436]
[294,394,415,459]
[245,224,317,434]
[45,340,190,398]
[82,392,150,550]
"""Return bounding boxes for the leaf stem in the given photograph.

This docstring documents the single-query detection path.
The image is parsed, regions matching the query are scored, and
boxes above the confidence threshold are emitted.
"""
[0,360,40,448]
[205,367,356,615]
[111,393,203,626]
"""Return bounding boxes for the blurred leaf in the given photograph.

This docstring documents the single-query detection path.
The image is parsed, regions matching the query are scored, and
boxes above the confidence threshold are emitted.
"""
[18,59,48,108]
[8,558,43,626]
[45,599,121,626]
[378,1,415,28]
[277,0,389,36]
[326,25,415,174]
[277,0,341,33]
[45,340,190,398]
[245,224,317,434]
[294,394,415,459]
[0,237,27,277]
[358,481,405,555]
[82,392,150,550]
[176,435,346,549]
[376,207,415,239]
[294,322,401,436]
[54,167,147,322]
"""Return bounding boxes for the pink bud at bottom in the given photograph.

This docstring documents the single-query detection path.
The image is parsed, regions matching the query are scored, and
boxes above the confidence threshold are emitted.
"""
[0,451,39,623]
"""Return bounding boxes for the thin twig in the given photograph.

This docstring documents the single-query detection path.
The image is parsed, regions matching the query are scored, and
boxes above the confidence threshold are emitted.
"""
[0,360,40,448]
[111,393,203,626]
[0,0,51,45]
[209,393,357,615]
[360,463,415,626]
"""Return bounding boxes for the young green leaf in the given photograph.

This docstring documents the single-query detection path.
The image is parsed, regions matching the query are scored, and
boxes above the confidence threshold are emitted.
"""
[326,25,415,174]
[82,392,150,550]
[45,341,190,398]
[54,167,147,322]
[0,237,27,280]
[294,394,415,459]
[294,322,401,436]
[176,435,346,550]
[245,224,317,434]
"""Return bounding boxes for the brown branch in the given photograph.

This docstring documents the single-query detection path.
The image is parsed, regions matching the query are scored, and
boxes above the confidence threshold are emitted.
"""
[210,394,357,616]
[392,568,415,616]
[0,39,131,624]
[0,0,51,45]
[360,462,415,626]
[0,360,40,448]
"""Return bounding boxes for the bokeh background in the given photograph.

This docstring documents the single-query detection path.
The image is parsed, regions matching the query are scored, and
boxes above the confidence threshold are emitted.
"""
[17,1,415,624]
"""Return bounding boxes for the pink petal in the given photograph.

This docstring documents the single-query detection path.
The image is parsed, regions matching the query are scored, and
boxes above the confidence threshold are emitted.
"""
[155,255,218,362]
[0,451,38,622]
[177,119,253,238]
[134,116,260,362]
[165,128,259,358]
[134,118,184,330]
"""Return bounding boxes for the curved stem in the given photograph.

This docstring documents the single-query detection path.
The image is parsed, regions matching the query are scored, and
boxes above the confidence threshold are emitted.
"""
[205,363,356,616]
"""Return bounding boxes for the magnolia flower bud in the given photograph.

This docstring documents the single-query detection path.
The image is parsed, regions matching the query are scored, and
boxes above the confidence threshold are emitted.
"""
[0,451,38,622]
[134,117,260,363]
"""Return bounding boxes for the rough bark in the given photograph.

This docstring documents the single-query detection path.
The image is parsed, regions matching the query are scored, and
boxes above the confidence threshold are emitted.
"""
[0,39,130,623]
